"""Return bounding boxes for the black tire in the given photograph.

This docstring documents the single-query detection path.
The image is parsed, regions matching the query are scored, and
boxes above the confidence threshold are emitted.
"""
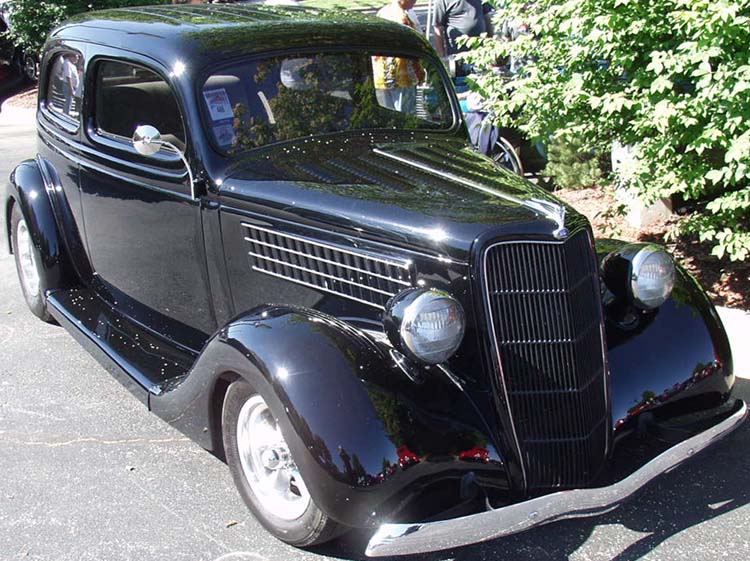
[20,52,38,83]
[222,378,342,547]
[10,204,52,322]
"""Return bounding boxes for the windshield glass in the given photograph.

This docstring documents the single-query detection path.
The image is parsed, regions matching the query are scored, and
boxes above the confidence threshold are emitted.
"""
[201,51,454,152]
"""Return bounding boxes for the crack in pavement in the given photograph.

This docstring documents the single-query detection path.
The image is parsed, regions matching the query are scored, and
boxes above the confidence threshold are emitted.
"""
[0,435,191,448]
[0,406,67,421]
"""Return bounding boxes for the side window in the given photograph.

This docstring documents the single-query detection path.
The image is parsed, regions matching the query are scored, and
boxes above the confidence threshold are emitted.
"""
[95,60,185,149]
[46,51,84,121]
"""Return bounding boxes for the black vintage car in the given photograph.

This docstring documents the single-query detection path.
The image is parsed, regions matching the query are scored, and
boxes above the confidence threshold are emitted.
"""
[5,4,746,556]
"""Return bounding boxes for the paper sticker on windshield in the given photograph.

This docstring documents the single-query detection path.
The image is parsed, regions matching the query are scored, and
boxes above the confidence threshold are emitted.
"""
[203,88,233,121]
[213,123,236,147]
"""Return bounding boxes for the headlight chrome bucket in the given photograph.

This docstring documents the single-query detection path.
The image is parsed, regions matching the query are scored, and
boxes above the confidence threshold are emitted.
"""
[384,288,466,364]
[602,243,676,309]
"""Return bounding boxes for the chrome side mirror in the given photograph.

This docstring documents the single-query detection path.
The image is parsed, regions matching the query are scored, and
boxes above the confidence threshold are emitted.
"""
[132,125,163,156]
[131,125,196,198]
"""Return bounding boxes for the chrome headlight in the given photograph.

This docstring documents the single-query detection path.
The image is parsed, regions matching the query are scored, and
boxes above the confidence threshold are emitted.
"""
[630,245,676,308]
[602,243,676,309]
[384,288,466,364]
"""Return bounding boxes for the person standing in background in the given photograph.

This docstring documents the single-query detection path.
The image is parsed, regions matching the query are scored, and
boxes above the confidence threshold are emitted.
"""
[433,0,494,57]
[61,53,81,115]
[373,0,425,112]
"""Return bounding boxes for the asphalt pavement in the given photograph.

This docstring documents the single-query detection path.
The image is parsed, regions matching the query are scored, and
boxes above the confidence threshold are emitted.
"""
[1,104,749,561]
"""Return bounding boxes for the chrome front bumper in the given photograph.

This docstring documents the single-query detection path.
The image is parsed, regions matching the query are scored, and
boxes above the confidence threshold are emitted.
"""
[366,399,747,557]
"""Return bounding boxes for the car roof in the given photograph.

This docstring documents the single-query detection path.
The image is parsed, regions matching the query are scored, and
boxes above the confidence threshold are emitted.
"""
[50,4,433,71]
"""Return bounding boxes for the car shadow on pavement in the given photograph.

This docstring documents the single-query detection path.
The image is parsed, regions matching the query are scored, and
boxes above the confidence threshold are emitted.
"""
[318,377,750,561]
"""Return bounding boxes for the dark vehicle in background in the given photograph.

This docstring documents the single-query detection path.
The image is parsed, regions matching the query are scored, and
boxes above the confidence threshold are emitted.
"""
[4,4,745,556]
[0,1,39,82]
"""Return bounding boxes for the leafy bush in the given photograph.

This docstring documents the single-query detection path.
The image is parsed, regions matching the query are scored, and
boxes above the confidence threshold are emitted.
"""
[543,137,604,190]
[2,0,170,56]
[462,0,750,261]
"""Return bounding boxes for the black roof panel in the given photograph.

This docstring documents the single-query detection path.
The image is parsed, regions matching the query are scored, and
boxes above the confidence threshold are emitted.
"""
[51,4,433,71]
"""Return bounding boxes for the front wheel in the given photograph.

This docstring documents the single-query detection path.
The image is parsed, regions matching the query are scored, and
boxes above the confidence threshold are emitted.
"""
[10,205,52,322]
[222,379,342,546]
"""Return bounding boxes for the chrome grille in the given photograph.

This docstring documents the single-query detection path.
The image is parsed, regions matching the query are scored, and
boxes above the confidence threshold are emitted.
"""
[483,230,608,489]
[242,223,413,309]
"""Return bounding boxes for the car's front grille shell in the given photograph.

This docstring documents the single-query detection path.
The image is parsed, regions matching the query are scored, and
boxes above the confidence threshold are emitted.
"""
[483,231,608,490]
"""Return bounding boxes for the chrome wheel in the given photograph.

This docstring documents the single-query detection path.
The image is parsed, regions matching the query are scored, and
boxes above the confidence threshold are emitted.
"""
[236,395,311,521]
[492,136,524,175]
[15,218,40,299]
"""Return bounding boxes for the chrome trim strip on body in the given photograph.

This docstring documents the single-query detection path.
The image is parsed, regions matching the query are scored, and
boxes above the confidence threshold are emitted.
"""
[372,147,567,233]
[365,399,747,557]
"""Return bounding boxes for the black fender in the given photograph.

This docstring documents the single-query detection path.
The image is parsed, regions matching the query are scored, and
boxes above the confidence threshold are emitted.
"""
[151,305,510,527]
[5,158,81,292]
[597,240,734,431]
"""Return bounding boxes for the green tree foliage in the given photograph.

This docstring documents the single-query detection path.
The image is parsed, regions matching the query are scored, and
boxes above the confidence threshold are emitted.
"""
[463,0,750,260]
[543,137,604,190]
[3,0,170,55]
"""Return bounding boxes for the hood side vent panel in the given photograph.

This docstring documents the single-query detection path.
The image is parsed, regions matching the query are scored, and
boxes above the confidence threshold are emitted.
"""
[242,222,414,309]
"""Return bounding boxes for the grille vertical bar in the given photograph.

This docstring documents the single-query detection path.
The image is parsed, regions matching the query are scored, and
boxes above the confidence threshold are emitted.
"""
[483,231,608,490]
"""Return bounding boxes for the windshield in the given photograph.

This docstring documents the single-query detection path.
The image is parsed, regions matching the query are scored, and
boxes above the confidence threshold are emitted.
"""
[201,51,454,152]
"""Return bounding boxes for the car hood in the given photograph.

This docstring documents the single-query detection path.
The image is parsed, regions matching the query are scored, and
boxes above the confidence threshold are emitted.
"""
[218,134,588,263]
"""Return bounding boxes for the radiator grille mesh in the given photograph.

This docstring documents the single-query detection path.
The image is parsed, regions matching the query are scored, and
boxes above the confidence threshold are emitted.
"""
[484,231,608,489]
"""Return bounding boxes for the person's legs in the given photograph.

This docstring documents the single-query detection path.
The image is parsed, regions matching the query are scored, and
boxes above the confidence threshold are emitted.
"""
[376,88,398,110]
[377,88,417,114]
[399,87,416,114]
[62,83,72,115]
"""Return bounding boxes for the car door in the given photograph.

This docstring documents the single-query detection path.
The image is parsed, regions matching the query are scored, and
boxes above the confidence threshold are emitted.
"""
[78,56,214,344]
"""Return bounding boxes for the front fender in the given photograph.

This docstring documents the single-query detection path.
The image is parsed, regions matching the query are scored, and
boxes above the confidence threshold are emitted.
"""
[6,158,78,292]
[598,240,734,430]
[151,305,509,527]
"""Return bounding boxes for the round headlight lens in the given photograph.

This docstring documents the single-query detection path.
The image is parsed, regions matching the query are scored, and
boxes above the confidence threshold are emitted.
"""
[386,289,466,364]
[630,246,675,309]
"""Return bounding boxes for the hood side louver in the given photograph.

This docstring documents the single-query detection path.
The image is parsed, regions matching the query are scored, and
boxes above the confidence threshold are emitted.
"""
[242,222,414,309]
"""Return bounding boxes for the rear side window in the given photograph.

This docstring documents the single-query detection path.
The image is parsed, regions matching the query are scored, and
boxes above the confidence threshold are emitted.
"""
[46,51,84,122]
[95,60,185,149]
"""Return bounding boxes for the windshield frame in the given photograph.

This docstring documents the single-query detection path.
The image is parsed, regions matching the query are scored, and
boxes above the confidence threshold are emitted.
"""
[195,45,462,157]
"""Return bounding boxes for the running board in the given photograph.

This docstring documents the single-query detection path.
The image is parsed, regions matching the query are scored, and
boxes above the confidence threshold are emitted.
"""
[47,288,197,405]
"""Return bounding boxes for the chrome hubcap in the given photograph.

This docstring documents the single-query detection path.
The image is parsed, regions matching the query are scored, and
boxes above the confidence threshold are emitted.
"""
[16,219,40,298]
[236,395,311,520]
